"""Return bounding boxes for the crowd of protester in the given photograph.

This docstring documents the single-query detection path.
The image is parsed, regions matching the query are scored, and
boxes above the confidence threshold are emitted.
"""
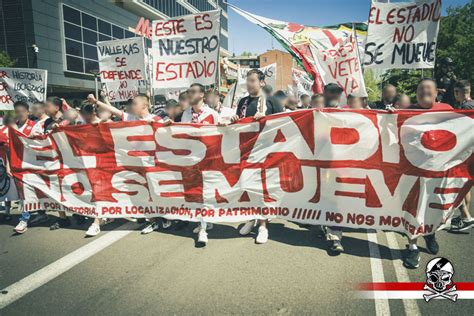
[0,68,472,269]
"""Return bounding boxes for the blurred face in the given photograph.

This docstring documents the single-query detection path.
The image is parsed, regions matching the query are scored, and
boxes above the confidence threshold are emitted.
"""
[286,97,298,111]
[14,106,29,122]
[416,80,437,108]
[394,95,411,109]
[382,86,397,104]
[45,101,60,117]
[311,97,324,109]
[301,96,310,107]
[205,93,219,109]
[348,97,364,109]
[64,109,78,122]
[246,73,264,96]
[31,103,45,119]
[324,91,342,107]
[454,86,471,103]
[130,96,149,115]
[187,86,204,105]
[166,106,179,119]
[80,112,95,124]
[178,96,189,111]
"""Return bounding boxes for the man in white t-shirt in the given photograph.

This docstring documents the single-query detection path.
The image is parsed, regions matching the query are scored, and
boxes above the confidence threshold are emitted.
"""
[181,84,219,125]
[87,93,171,236]
[180,83,219,245]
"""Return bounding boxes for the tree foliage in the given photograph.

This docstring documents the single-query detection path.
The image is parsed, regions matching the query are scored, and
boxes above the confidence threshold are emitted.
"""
[436,0,474,82]
[0,51,15,67]
[380,69,431,100]
[363,69,381,102]
[240,51,255,56]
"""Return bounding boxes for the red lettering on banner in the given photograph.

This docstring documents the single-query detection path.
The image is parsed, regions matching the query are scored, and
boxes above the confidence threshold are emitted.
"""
[0,95,12,103]
[134,17,152,39]
[154,19,186,37]
[420,130,457,151]
[330,128,360,145]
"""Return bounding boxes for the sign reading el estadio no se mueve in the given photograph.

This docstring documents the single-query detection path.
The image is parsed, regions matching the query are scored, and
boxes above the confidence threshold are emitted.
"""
[151,10,221,89]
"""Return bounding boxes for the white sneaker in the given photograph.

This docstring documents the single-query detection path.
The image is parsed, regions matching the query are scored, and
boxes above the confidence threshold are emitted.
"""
[239,220,255,235]
[85,223,100,237]
[256,226,268,244]
[14,220,28,234]
[141,222,159,234]
[193,223,213,234]
[198,229,208,244]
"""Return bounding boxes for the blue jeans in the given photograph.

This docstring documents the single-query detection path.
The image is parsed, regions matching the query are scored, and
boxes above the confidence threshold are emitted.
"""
[20,210,45,223]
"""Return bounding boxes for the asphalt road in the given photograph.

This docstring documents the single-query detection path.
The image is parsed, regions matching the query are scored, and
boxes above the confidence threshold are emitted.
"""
[0,200,473,315]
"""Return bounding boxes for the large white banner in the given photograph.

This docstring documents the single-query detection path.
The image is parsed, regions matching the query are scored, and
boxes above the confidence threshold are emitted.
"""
[151,10,221,89]
[0,68,47,110]
[363,0,442,69]
[10,110,474,238]
[97,37,146,102]
[234,63,277,102]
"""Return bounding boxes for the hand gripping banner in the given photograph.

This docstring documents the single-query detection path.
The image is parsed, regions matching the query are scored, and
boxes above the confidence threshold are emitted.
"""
[9,109,474,238]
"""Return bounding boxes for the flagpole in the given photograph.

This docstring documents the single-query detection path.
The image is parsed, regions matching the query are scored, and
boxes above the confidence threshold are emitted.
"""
[216,9,223,93]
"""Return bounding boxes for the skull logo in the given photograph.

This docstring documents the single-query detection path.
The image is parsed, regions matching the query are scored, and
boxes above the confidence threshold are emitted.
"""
[426,257,454,292]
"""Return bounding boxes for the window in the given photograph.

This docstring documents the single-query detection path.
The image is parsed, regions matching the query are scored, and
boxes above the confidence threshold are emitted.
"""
[62,4,135,74]
[82,13,97,31]
[98,20,111,35]
[64,22,81,41]
[63,5,80,25]
[112,25,124,39]
[65,39,82,57]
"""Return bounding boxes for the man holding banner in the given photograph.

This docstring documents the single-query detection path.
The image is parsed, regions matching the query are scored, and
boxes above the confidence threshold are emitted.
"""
[232,69,284,244]
[402,78,453,269]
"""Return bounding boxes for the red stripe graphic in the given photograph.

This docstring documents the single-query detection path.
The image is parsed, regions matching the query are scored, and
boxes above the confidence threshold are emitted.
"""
[356,282,474,291]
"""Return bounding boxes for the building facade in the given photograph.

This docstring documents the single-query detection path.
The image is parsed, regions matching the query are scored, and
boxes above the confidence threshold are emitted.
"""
[0,0,228,98]
[259,50,294,91]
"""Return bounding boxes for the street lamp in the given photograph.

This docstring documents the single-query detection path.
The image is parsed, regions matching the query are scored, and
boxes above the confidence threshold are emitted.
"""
[89,68,100,98]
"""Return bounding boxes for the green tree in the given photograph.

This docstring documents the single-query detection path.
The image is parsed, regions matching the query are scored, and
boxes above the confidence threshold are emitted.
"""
[0,51,15,67]
[363,69,381,102]
[380,69,431,101]
[436,1,474,82]
[240,51,254,56]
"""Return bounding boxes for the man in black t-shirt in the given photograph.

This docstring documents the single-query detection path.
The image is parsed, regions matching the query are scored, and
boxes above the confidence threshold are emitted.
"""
[370,84,397,110]
[231,69,283,122]
[231,69,283,244]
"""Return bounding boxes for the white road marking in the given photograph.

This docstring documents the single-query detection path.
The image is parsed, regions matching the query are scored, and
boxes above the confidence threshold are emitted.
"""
[385,232,421,316]
[0,222,137,310]
[367,230,391,316]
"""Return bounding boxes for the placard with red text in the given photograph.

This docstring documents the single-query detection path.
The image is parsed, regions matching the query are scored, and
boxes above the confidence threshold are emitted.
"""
[151,10,221,89]
[97,37,146,102]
